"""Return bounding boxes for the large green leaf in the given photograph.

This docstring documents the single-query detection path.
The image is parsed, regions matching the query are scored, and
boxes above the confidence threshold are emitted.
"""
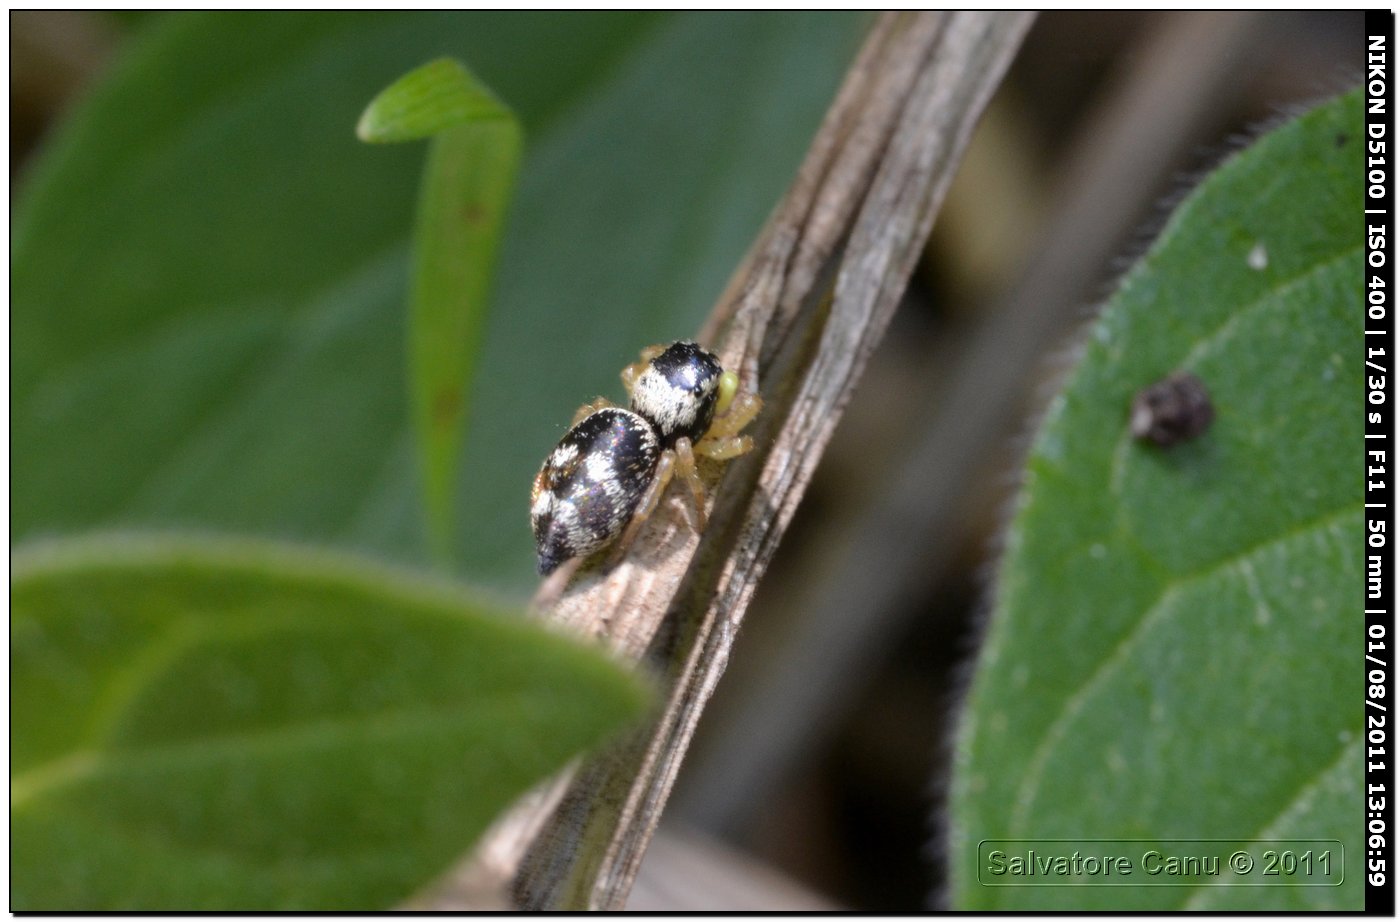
[12,12,862,594]
[951,91,1363,910]
[11,533,649,910]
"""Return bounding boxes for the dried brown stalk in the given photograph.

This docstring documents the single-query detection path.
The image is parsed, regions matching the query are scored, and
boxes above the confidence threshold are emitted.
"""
[676,8,1270,839]
[423,10,1034,910]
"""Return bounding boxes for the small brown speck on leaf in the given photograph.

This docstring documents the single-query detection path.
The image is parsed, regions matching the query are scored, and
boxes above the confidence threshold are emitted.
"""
[460,202,486,226]
[432,387,461,426]
[1130,371,1214,447]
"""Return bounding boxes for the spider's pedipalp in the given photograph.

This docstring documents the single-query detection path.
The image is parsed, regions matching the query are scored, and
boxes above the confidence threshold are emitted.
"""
[706,391,762,440]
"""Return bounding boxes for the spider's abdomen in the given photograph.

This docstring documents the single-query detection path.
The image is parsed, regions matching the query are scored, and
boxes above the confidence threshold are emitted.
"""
[630,341,723,446]
[531,407,660,575]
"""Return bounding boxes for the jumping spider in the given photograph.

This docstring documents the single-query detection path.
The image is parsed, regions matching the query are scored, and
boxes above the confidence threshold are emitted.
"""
[531,341,762,575]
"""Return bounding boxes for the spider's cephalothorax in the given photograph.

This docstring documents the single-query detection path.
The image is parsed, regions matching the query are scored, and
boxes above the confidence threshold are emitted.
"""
[629,340,724,445]
[531,341,762,576]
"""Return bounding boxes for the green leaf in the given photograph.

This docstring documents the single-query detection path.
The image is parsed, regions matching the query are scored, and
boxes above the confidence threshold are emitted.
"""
[359,58,522,565]
[11,533,649,910]
[12,12,863,594]
[356,56,515,143]
[950,91,1363,911]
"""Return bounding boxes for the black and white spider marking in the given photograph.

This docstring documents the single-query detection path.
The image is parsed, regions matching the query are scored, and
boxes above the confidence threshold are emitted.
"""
[531,341,762,575]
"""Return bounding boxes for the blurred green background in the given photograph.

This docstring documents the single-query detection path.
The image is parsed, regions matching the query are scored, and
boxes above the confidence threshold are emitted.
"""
[12,10,1364,908]
[12,11,865,592]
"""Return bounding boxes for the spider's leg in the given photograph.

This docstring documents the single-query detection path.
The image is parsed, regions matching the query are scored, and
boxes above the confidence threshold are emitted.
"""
[693,434,753,461]
[616,449,676,552]
[570,396,617,427]
[673,437,708,531]
[621,343,670,396]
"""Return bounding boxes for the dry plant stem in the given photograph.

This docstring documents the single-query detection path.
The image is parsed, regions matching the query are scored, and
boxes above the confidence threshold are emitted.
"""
[673,10,1271,839]
[441,11,1034,911]
[627,824,841,911]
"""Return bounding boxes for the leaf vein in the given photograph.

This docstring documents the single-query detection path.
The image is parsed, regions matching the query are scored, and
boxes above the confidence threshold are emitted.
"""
[1008,502,1359,837]
[1178,735,1360,910]
[14,691,537,811]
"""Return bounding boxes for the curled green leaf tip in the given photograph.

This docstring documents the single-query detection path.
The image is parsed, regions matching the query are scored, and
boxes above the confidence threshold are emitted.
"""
[357,57,516,144]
